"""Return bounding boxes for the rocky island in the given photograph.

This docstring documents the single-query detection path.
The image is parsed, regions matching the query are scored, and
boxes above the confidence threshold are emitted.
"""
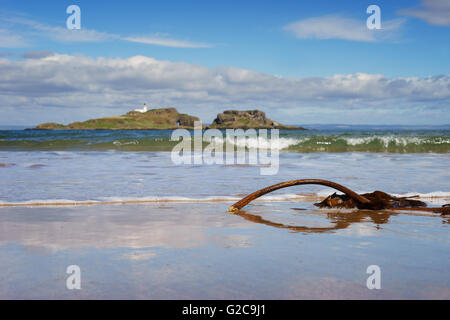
[34,108,304,130]
[208,110,304,129]
[35,108,201,130]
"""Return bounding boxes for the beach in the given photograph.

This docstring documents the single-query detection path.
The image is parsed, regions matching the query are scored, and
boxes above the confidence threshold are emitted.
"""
[0,127,449,299]
[0,202,449,299]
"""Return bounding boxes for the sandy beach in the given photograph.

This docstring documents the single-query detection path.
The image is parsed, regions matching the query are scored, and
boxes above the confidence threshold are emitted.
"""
[0,200,449,299]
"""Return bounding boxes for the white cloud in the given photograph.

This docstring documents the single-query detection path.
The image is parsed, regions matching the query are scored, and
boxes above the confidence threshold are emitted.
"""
[399,0,450,26]
[0,16,212,48]
[0,28,28,47]
[123,36,212,48]
[0,54,448,125]
[3,17,115,43]
[284,15,404,42]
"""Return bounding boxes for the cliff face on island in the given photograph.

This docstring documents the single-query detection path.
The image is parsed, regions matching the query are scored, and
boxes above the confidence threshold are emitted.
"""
[35,108,201,130]
[208,110,304,130]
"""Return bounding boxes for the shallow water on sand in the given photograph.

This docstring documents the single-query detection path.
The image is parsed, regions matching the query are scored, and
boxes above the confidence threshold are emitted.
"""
[0,151,449,204]
[0,202,448,299]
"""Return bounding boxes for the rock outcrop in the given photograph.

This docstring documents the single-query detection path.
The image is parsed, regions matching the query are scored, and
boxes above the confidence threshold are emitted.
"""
[208,110,304,129]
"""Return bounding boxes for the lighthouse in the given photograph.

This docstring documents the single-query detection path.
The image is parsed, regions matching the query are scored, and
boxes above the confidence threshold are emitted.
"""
[134,103,148,113]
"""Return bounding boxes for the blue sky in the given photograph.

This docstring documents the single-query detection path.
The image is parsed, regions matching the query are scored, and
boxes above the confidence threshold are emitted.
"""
[0,0,449,125]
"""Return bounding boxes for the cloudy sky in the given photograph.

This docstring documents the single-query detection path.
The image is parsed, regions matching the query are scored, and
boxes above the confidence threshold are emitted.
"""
[0,0,449,126]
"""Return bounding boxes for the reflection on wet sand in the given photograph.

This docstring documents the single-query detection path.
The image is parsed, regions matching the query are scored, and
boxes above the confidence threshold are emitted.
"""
[234,208,447,234]
[0,204,252,251]
[1,202,446,253]
[0,201,449,299]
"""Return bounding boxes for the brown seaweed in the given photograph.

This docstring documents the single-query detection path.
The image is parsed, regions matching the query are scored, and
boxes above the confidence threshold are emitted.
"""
[227,179,449,215]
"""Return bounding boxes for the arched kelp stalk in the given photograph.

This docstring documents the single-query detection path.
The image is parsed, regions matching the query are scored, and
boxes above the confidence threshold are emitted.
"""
[227,179,450,215]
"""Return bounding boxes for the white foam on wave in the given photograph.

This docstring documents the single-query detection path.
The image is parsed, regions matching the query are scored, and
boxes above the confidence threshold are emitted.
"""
[1,191,448,207]
[97,195,241,202]
[113,140,139,146]
[391,191,450,205]
[390,191,450,198]
[0,199,101,206]
[211,135,450,151]
[0,193,314,207]
[345,136,450,146]
[211,136,301,151]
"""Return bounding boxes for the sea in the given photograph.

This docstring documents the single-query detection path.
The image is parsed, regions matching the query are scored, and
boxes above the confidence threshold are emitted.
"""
[0,125,449,299]
[0,125,449,205]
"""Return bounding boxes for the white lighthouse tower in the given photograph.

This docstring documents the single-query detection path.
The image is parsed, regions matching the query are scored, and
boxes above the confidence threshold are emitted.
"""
[134,103,148,113]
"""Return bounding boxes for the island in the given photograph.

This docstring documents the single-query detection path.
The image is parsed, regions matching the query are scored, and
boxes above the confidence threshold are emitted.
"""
[34,108,305,130]
[207,110,305,129]
[35,108,201,130]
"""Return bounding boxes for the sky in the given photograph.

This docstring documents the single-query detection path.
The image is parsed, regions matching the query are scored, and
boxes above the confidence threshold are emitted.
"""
[0,0,449,126]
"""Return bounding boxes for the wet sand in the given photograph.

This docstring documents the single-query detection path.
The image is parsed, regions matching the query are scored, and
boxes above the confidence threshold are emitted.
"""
[0,201,449,299]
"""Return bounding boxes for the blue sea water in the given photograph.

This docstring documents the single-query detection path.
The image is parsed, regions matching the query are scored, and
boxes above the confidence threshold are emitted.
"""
[0,126,449,204]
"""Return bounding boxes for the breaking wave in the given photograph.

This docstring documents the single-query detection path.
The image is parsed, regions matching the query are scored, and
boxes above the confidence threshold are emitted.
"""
[0,129,449,153]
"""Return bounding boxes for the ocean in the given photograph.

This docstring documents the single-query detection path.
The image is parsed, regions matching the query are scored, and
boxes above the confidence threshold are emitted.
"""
[1,126,449,205]
[0,126,449,299]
